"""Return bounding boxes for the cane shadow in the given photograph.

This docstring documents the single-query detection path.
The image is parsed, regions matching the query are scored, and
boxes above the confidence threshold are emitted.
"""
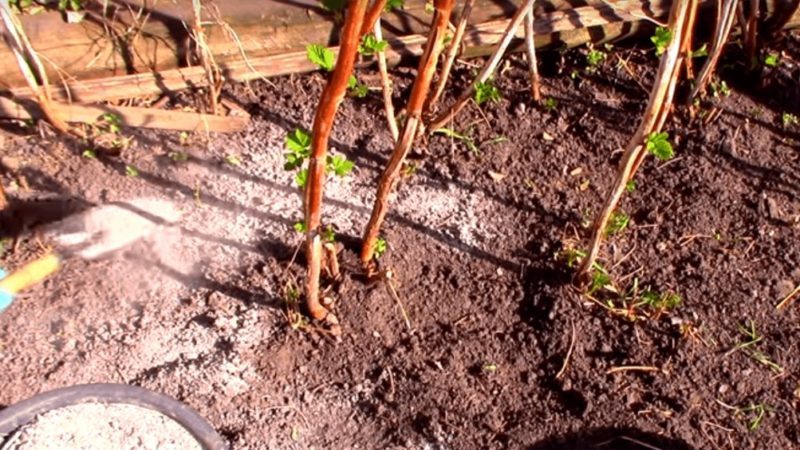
[527,427,696,450]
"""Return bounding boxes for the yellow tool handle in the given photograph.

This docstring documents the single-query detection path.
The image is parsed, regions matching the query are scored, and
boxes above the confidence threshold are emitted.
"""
[0,253,61,295]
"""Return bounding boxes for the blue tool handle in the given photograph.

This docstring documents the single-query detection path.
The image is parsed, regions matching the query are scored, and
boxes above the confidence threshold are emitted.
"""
[0,268,12,312]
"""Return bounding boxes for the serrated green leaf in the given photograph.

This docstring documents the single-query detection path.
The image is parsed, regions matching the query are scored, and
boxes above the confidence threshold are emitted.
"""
[385,0,404,11]
[306,44,335,71]
[285,128,311,154]
[474,80,502,105]
[651,27,672,56]
[359,34,388,56]
[295,168,308,188]
[645,132,674,161]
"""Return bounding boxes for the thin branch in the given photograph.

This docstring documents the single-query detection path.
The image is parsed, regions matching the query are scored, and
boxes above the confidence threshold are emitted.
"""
[0,2,83,139]
[427,0,534,131]
[425,0,475,114]
[689,0,738,100]
[523,3,541,102]
[374,18,399,141]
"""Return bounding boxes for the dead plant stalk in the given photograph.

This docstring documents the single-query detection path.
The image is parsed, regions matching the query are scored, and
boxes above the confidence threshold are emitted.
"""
[191,0,223,116]
[360,0,456,267]
[373,18,399,141]
[304,0,370,330]
[428,0,535,131]
[425,0,475,113]
[523,4,541,102]
[577,0,695,284]
[0,2,82,138]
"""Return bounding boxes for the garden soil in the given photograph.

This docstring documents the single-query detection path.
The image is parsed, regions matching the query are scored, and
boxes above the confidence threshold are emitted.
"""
[1,32,799,450]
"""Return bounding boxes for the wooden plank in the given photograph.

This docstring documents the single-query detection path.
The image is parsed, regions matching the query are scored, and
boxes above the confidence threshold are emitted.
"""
[4,2,666,104]
[0,97,249,132]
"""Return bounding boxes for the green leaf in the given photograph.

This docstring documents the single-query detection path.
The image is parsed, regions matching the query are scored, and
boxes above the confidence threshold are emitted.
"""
[358,34,388,56]
[385,0,405,11]
[347,75,369,98]
[224,154,241,166]
[542,97,558,111]
[625,180,637,192]
[589,269,611,294]
[327,154,354,177]
[691,43,708,58]
[782,113,799,127]
[606,211,630,235]
[286,128,311,154]
[169,151,189,162]
[306,44,335,72]
[763,53,780,68]
[474,80,502,105]
[294,221,307,233]
[645,132,674,161]
[433,127,479,154]
[295,168,308,188]
[651,27,672,56]
[586,49,606,68]
[320,0,346,11]
[374,237,387,258]
[82,149,96,159]
[322,225,336,242]
[125,165,139,177]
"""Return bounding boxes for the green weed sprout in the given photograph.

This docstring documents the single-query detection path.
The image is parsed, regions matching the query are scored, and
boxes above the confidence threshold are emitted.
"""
[645,132,674,160]
[651,27,672,56]
[474,80,502,105]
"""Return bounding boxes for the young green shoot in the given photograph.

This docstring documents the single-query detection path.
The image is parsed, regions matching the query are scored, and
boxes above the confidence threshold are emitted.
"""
[732,320,784,374]
[284,128,353,187]
[605,211,630,236]
[625,180,637,192]
[763,53,780,68]
[224,154,241,166]
[169,151,189,163]
[782,112,799,127]
[639,290,681,317]
[433,127,479,155]
[347,75,369,98]
[651,26,672,56]
[82,149,96,159]
[717,400,771,431]
[374,237,387,258]
[645,132,674,161]
[710,79,731,97]
[542,97,558,112]
[690,43,708,58]
[585,47,606,70]
[125,165,139,177]
[358,33,388,56]
[474,79,502,105]
[322,224,336,243]
[385,0,404,10]
[306,43,335,72]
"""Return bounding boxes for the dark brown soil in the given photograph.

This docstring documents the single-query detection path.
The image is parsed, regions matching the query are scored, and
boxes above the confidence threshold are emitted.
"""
[1,31,800,450]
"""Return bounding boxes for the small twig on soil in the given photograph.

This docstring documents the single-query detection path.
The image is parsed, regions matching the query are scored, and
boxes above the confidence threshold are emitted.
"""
[523,3,541,102]
[384,269,412,330]
[577,0,695,286]
[427,0,534,131]
[555,321,576,379]
[0,3,83,139]
[373,18,399,141]
[606,365,663,375]
[360,0,456,268]
[425,0,475,114]
[776,283,800,310]
[689,0,738,100]
[323,242,341,280]
[304,0,369,334]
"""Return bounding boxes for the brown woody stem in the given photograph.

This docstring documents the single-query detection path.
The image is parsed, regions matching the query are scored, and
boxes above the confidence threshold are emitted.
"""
[304,0,369,326]
[577,0,695,286]
[374,18,399,141]
[360,0,456,268]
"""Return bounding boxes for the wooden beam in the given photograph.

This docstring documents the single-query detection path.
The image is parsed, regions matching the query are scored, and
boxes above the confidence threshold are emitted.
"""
[0,97,249,132]
[3,2,665,104]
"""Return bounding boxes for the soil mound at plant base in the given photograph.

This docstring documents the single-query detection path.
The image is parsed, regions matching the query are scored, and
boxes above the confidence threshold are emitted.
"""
[4,403,202,450]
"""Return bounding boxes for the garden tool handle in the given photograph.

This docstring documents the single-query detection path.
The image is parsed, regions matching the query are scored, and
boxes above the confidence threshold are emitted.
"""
[0,253,61,300]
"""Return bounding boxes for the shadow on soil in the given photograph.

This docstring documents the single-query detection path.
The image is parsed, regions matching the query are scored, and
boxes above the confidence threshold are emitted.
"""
[528,427,696,450]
